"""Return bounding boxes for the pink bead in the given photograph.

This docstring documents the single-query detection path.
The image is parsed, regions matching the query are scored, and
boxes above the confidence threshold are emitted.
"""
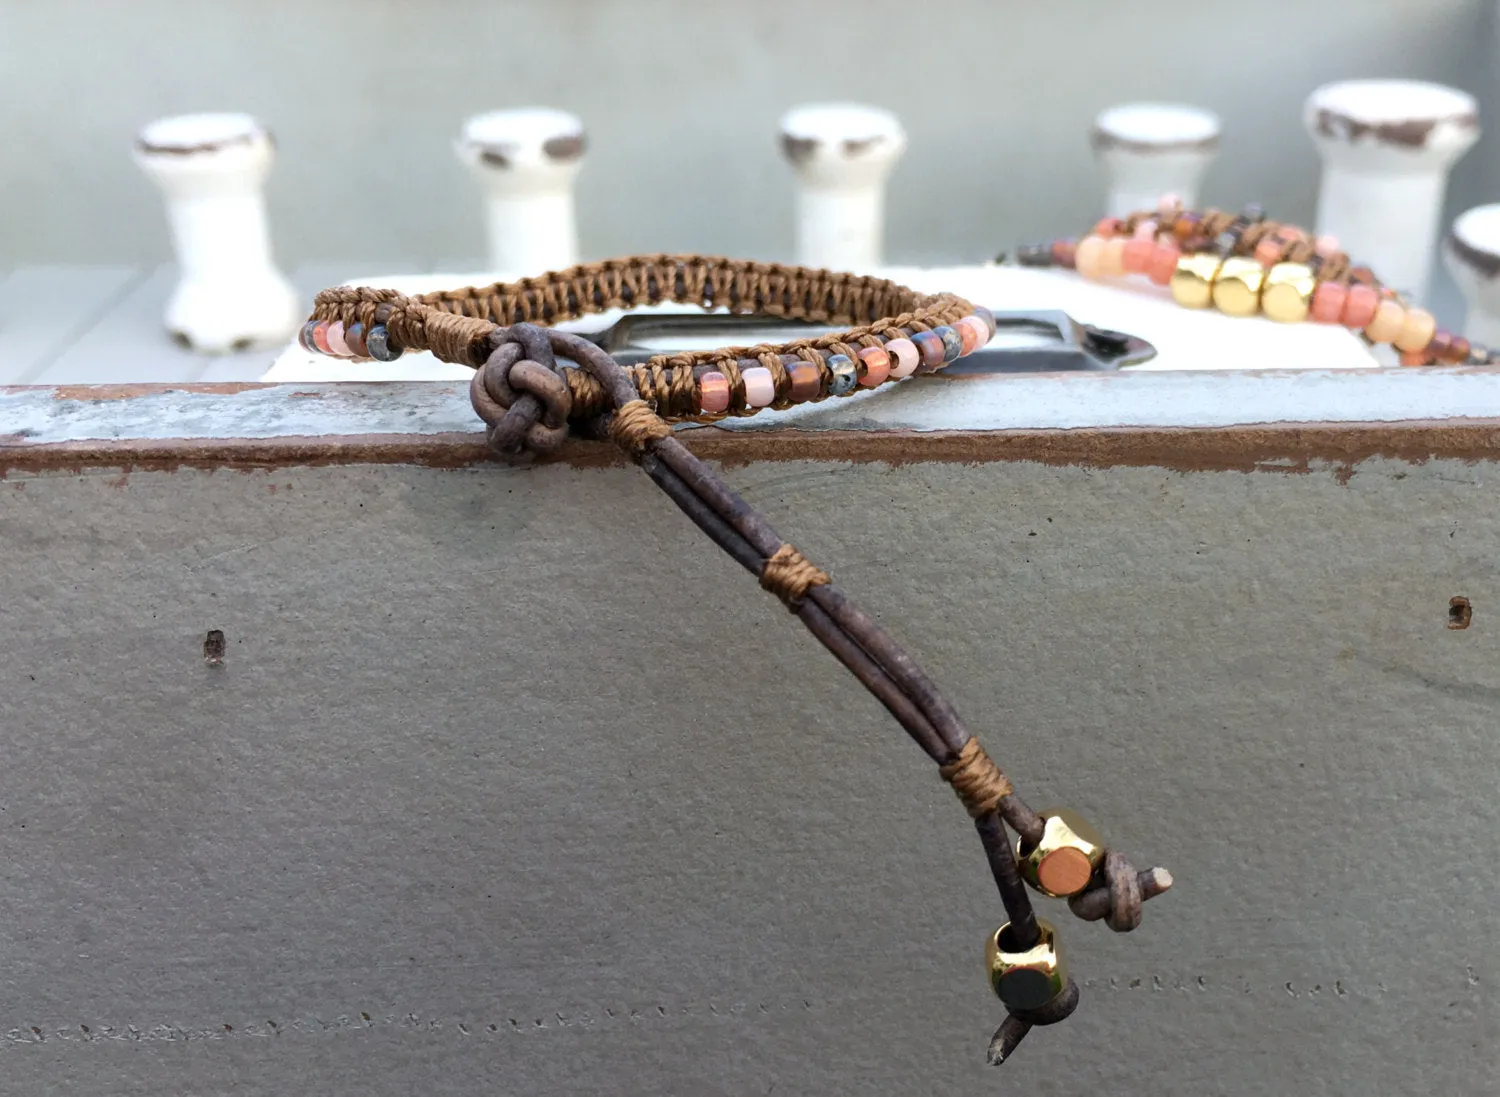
[698,371,730,414]
[1311,281,1347,323]
[742,366,775,407]
[1133,220,1159,240]
[958,316,989,353]
[311,322,333,355]
[1253,239,1283,267]
[1341,284,1380,329]
[1315,234,1340,258]
[1122,238,1154,273]
[885,337,920,378]
[1147,243,1181,286]
[325,321,352,357]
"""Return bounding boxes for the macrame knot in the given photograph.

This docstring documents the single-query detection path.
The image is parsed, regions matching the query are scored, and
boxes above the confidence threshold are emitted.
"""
[1067,851,1172,933]
[939,737,1013,818]
[609,399,673,458]
[470,323,573,461]
[759,543,830,608]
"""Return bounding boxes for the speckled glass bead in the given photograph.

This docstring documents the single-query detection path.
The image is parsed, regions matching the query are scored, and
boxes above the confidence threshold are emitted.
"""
[1147,243,1181,286]
[885,337,920,379]
[1122,238,1154,273]
[742,366,775,407]
[827,354,858,395]
[1341,284,1380,330]
[297,320,319,353]
[311,321,334,355]
[698,370,730,413]
[343,322,368,358]
[1310,282,1346,324]
[935,325,964,362]
[325,321,353,357]
[1444,335,1472,363]
[1364,300,1406,344]
[912,331,945,370]
[785,358,821,402]
[365,324,403,362]
[856,345,891,387]
[1051,239,1077,269]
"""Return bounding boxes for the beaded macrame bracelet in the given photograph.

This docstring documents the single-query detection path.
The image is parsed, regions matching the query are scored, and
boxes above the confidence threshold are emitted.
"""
[1013,197,1493,367]
[305,255,1171,1066]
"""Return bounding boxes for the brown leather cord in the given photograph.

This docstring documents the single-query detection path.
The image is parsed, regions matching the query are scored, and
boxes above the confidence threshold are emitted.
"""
[310,259,1169,1066]
[759,543,830,607]
[939,736,1014,817]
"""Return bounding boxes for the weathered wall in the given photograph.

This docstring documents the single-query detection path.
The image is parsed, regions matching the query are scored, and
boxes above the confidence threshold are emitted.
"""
[0,0,1492,272]
[2,447,1496,1094]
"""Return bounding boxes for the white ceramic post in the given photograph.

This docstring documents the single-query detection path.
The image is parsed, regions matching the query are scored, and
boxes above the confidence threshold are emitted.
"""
[778,103,906,271]
[1091,103,1221,219]
[1304,80,1479,304]
[456,108,585,276]
[1443,204,1500,347]
[133,113,300,354]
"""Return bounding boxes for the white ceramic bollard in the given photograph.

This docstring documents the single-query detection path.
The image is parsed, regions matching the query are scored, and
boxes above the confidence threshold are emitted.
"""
[1443,204,1500,348]
[1304,79,1479,304]
[456,108,585,276]
[134,113,300,354]
[778,103,906,271]
[1091,103,1221,219]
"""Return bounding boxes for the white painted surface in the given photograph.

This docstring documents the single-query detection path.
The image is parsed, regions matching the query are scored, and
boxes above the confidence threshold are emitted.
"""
[456,108,584,276]
[133,114,300,353]
[1304,80,1480,304]
[1092,103,1220,218]
[1443,203,1500,346]
[261,264,1380,384]
[779,104,906,271]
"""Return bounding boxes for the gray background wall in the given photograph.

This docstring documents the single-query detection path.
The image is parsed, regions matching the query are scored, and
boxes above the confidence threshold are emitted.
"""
[0,0,1495,278]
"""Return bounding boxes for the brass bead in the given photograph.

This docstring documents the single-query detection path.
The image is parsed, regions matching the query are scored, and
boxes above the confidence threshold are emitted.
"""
[987,920,1066,1011]
[1017,809,1105,897]
[1261,262,1317,323]
[1169,252,1222,309]
[1212,256,1266,317]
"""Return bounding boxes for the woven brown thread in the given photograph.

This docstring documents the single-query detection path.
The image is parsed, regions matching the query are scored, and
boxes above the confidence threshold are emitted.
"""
[609,399,673,457]
[1322,253,1351,284]
[759,543,830,607]
[1239,221,1278,251]
[939,737,1014,818]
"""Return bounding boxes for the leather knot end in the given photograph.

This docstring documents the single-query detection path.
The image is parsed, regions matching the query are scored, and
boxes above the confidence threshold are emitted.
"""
[939,737,1013,818]
[609,399,673,458]
[760,543,829,608]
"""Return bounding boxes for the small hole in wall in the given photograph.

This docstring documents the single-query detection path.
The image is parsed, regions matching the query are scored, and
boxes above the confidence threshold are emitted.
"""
[203,629,226,666]
[1448,597,1472,630]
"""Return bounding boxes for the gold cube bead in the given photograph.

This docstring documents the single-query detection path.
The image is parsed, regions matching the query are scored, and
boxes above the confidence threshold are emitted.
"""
[1017,809,1105,897]
[1261,262,1317,323]
[1212,256,1266,317]
[1169,252,1223,309]
[987,920,1066,1011]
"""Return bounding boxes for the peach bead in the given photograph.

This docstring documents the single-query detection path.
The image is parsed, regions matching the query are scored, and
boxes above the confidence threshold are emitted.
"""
[742,366,775,406]
[856,345,891,387]
[958,316,989,353]
[1310,282,1346,323]
[1100,236,1127,278]
[1364,300,1405,343]
[698,371,730,413]
[1253,239,1283,268]
[1147,243,1181,285]
[1315,234,1340,257]
[1093,217,1123,237]
[1074,234,1108,280]
[953,320,979,355]
[1341,284,1379,329]
[325,321,352,357]
[1394,307,1437,353]
[1122,238,1154,273]
[1133,219,1158,240]
[310,322,334,355]
[885,337,920,378]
